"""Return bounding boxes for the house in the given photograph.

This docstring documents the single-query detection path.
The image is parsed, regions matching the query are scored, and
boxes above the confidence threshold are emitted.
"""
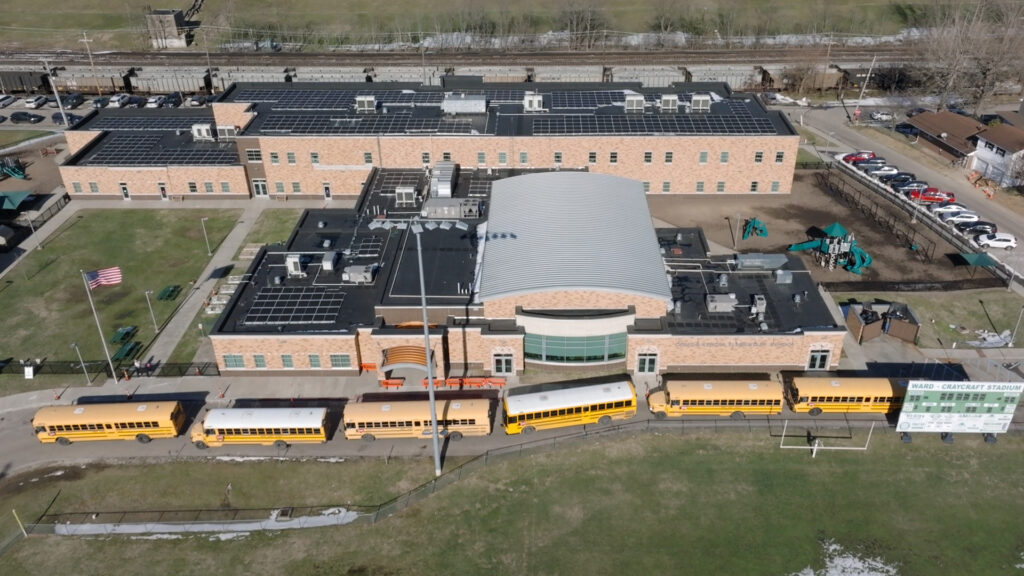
[906,111,987,163]
[971,122,1024,188]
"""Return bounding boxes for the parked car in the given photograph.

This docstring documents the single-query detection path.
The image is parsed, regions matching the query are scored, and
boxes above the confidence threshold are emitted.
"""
[956,221,997,235]
[929,202,970,214]
[92,96,110,109]
[975,233,1017,250]
[126,96,146,108]
[0,115,6,124]
[941,212,979,225]
[107,94,131,108]
[894,181,929,193]
[870,110,894,121]
[843,151,875,163]
[0,94,16,108]
[885,176,917,189]
[906,107,928,117]
[854,159,888,172]
[51,112,84,126]
[163,92,182,108]
[188,93,207,107]
[45,95,59,108]
[947,105,970,117]
[894,123,919,136]
[60,93,85,109]
[908,188,955,203]
[879,172,915,183]
[866,166,899,177]
[23,95,47,109]
[145,95,167,108]
[10,111,44,124]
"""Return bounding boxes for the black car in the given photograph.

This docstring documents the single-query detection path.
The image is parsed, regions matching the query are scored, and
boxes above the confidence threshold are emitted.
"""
[894,181,929,193]
[906,107,928,117]
[894,123,918,136]
[61,93,85,109]
[162,92,183,108]
[51,112,84,126]
[947,105,970,117]
[852,157,886,168]
[92,96,110,109]
[956,221,997,235]
[879,171,916,183]
[125,96,146,108]
[10,111,44,124]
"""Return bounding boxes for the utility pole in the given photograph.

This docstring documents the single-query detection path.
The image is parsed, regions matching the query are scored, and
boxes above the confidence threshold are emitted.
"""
[203,28,216,95]
[854,54,877,123]
[79,32,101,96]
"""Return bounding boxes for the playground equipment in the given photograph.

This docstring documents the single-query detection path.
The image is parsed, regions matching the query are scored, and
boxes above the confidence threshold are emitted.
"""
[1,157,26,179]
[788,221,873,275]
[742,217,767,240]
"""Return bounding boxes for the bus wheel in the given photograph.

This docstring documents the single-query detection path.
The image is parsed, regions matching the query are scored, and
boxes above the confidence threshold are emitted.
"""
[730,411,744,419]
[273,440,288,449]
[449,431,463,441]
[56,437,70,446]
[194,441,208,450]
[135,434,152,444]
[361,434,376,442]
[809,408,823,417]
[654,411,667,420]
[598,415,612,425]
[521,426,535,435]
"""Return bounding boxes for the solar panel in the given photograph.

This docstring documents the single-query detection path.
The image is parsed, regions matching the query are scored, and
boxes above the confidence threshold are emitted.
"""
[88,116,211,132]
[231,89,443,110]
[549,91,625,109]
[531,113,776,136]
[352,236,382,258]
[258,113,474,135]
[243,286,345,326]
[83,133,238,166]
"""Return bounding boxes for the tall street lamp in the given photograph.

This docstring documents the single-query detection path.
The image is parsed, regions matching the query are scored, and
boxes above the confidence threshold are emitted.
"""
[144,289,159,332]
[200,217,212,256]
[71,342,89,385]
[1010,305,1024,347]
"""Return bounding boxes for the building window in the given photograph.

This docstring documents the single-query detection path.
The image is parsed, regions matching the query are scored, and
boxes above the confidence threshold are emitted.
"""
[310,152,320,165]
[716,181,725,193]
[292,182,301,194]
[754,151,764,163]
[269,152,279,165]
[286,152,296,165]
[308,354,321,369]
[281,355,293,369]
[442,151,451,162]
[985,141,995,151]
[699,151,708,164]
[88,182,99,194]
[664,151,673,164]
[477,152,486,164]
[493,353,513,375]
[750,181,759,192]
[996,148,1006,157]
[588,151,597,164]
[253,354,267,369]
[329,354,351,369]
[554,151,562,164]
[275,182,285,194]
[245,149,262,163]
[363,152,373,164]
[644,151,653,164]
[808,349,830,370]
[775,151,785,163]
[204,182,214,194]
[188,182,198,194]
[498,152,508,165]
[637,353,657,373]
[220,182,231,194]
[72,182,82,194]
[524,333,627,363]
[720,151,729,164]
[696,181,705,193]
[519,151,528,164]
[771,181,780,193]
[223,354,244,369]
[662,181,671,193]
[421,152,430,164]
[642,181,650,193]
[609,152,618,164]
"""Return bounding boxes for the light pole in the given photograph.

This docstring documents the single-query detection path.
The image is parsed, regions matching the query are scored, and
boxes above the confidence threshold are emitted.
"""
[200,217,212,256]
[71,342,89,385]
[826,131,835,155]
[1010,305,1024,347]
[144,289,159,332]
[410,218,443,478]
[43,61,69,129]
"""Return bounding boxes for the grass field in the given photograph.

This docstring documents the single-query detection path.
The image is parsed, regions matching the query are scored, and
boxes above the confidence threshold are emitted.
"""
[232,208,303,260]
[2,430,1023,575]
[0,209,241,384]
[832,289,1024,348]
[0,131,52,149]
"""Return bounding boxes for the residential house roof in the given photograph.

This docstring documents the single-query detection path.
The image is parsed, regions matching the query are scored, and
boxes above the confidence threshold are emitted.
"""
[979,123,1024,153]
[907,111,987,155]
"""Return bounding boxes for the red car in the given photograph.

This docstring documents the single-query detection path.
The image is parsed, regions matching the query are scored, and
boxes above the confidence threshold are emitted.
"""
[908,188,955,203]
[842,151,876,163]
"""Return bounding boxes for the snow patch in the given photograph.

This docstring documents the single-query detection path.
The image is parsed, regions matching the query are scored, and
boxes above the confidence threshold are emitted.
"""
[789,540,899,576]
[1016,551,1024,569]
[131,534,183,540]
[210,532,249,541]
[44,470,66,478]
[315,457,346,463]
[213,456,284,462]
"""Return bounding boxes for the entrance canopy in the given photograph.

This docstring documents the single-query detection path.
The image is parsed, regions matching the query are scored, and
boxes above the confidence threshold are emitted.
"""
[380,345,434,372]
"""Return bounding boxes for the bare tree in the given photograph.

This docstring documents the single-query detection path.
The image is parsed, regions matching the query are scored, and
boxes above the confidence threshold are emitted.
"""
[561,1,605,51]
[963,1,1024,115]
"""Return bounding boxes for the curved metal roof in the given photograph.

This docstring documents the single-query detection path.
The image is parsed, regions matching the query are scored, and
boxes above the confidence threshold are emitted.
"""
[477,172,672,304]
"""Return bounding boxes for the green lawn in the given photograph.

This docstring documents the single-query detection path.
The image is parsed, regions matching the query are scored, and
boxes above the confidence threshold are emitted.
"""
[0,209,241,386]
[832,289,1024,348]
[2,430,1023,575]
[0,131,52,149]
[233,208,303,259]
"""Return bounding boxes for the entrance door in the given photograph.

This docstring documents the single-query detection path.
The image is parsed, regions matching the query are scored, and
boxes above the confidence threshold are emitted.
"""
[323,183,332,200]
[252,179,268,198]
[119,183,130,200]
[158,182,168,200]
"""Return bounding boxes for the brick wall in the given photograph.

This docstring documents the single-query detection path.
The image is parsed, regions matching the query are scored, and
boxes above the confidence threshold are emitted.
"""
[627,330,845,371]
[483,290,669,319]
[60,164,250,199]
[445,326,524,374]
[210,334,361,371]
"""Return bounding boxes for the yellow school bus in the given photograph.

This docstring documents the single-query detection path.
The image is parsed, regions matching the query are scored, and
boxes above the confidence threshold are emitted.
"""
[32,401,186,445]
[190,407,329,449]
[786,377,906,415]
[503,380,636,435]
[647,379,783,419]
[343,399,492,441]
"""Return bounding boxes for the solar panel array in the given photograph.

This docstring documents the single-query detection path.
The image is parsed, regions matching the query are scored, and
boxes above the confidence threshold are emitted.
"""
[87,116,213,132]
[231,89,442,110]
[531,114,776,136]
[258,114,474,135]
[243,286,345,326]
[549,91,626,109]
[84,134,238,166]
[352,236,383,258]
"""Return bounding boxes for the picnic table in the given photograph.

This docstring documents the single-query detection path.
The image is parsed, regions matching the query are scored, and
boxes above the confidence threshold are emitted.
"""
[111,341,141,362]
[157,285,181,301]
[109,326,137,345]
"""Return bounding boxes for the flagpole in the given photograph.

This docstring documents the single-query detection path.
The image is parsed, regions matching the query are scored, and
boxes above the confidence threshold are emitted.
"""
[81,270,118,384]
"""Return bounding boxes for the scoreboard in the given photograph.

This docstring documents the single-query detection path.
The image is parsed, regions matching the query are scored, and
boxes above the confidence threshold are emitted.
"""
[896,381,1024,434]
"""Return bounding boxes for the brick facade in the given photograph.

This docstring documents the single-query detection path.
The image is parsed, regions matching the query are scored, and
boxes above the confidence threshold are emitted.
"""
[210,334,361,372]
[483,290,669,319]
[60,164,250,200]
[627,330,845,371]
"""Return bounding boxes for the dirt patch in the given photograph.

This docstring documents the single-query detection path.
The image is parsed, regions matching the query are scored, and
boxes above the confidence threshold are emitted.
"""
[648,170,982,285]
[0,463,94,497]
[0,140,66,197]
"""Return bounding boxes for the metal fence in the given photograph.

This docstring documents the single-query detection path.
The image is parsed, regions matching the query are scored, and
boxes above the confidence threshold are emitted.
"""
[0,360,218,378]
[26,193,71,232]
[795,161,832,170]
[155,362,220,377]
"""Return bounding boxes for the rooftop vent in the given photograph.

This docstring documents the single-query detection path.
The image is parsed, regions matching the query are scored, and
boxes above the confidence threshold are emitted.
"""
[523,92,544,112]
[706,293,737,313]
[442,93,487,115]
[660,94,679,113]
[190,123,213,142]
[285,254,306,279]
[322,251,337,272]
[752,294,767,314]
[691,93,711,113]
[625,94,645,113]
[773,269,793,284]
[342,264,378,284]
[355,95,376,113]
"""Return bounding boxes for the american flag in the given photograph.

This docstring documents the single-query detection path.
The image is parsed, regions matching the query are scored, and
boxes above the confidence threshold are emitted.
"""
[85,267,122,289]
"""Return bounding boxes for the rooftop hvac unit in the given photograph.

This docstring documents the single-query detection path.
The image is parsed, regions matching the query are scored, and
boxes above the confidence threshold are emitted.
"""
[625,94,645,113]
[431,161,458,198]
[717,273,729,289]
[706,293,738,313]
[523,92,544,112]
[773,269,793,284]
[322,251,337,272]
[285,254,306,278]
[355,95,376,113]
[190,123,213,142]
[216,125,237,140]
[442,93,487,115]
[660,94,679,112]
[342,264,377,284]
[735,253,788,270]
[691,94,711,113]
[752,294,767,314]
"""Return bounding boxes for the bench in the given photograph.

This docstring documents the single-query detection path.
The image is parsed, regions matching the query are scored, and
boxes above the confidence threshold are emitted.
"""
[111,341,141,362]
[462,378,487,389]
[421,378,446,389]
[157,285,181,301]
[109,326,137,345]
[379,379,404,389]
